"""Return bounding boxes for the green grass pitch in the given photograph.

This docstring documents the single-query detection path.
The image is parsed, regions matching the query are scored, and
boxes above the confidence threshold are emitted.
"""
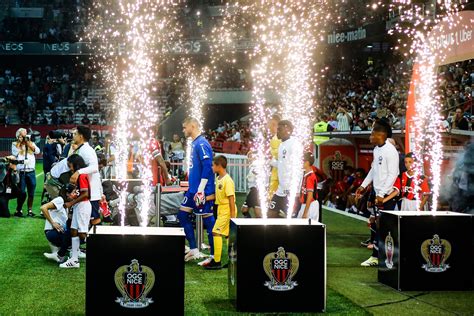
[0,163,472,315]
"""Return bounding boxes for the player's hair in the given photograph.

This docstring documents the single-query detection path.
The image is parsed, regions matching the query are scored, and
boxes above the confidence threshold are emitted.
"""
[372,120,391,137]
[303,152,315,166]
[183,117,200,126]
[278,120,294,132]
[67,154,87,172]
[405,152,416,160]
[76,125,92,141]
[213,155,228,169]
[270,114,281,122]
[355,168,366,176]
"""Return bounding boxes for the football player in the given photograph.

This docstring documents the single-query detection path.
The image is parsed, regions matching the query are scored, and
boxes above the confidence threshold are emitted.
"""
[179,117,216,261]
[268,120,301,218]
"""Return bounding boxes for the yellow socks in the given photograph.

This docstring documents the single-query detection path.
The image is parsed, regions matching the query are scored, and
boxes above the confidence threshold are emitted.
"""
[214,235,223,263]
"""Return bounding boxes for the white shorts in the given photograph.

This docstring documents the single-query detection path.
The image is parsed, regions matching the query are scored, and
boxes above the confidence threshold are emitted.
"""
[400,198,417,211]
[71,201,92,233]
[297,201,319,221]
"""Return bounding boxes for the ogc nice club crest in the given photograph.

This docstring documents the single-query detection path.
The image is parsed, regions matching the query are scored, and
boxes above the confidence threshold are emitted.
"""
[384,232,394,269]
[114,259,155,308]
[421,234,452,273]
[263,247,299,291]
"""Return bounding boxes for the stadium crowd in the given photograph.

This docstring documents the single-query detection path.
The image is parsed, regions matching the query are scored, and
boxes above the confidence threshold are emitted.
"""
[0,0,90,42]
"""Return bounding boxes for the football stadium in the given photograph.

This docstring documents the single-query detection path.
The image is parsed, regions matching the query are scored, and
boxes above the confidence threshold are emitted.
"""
[0,0,473,315]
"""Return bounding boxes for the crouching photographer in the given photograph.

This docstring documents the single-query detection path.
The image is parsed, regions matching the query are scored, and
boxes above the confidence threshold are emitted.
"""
[12,128,40,217]
[0,156,20,217]
[41,185,72,264]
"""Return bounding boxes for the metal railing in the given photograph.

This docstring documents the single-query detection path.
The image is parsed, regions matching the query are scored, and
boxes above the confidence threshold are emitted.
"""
[168,153,249,193]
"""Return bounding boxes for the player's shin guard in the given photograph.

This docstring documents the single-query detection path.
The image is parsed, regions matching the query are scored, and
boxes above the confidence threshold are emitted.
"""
[177,211,197,249]
[214,235,223,263]
[203,216,215,256]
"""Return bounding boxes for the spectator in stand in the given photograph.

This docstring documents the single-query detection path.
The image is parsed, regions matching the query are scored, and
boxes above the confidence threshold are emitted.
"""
[227,128,241,142]
[336,106,352,131]
[81,114,91,125]
[328,114,338,130]
[451,107,469,130]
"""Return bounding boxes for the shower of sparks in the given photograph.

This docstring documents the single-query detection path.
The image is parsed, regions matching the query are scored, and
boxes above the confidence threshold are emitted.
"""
[388,0,467,212]
[213,1,329,218]
[86,0,183,226]
[179,61,210,169]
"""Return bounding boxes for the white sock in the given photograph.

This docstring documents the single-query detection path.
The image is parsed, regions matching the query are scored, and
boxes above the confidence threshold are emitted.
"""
[71,237,80,261]
[49,243,59,254]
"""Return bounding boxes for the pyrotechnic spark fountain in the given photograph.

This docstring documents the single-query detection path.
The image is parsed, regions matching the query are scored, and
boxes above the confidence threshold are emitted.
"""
[214,1,329,218]
[86,0,182,226]
[388,0,467,212]
[179,62,210,169]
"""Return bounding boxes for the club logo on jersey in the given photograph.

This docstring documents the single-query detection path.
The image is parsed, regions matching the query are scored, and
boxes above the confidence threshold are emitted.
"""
[263,247,299,291]
[114,259,155,308]
[421,234,451,273]
[384,232,394,269]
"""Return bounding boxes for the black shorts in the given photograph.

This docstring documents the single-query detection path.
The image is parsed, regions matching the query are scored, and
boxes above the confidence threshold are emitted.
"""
[268,194,289,218]
[243,187,260,208]
[91,200,100,219]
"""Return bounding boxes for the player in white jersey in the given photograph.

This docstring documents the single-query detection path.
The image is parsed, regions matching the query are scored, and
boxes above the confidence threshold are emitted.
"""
[268,120,301,218]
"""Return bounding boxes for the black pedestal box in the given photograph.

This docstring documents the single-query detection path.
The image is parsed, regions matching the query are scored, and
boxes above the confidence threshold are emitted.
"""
[378,211,473,291]
[228,218,326,313]
[86,226,185,315]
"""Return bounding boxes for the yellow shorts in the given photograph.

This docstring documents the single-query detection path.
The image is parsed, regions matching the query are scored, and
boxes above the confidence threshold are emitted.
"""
[213,206,231,236]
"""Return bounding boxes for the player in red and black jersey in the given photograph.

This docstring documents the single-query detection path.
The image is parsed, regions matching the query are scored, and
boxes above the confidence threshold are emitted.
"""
[60,154,91,269]
[400,152,430,211]
[294,152,319,221]
[148,137,172,187]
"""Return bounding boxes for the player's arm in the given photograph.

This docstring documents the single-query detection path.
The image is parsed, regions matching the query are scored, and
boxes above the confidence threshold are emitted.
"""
[302,190,314,218]
[40,201,64,232]
[419,179,430,210]
[229,195,236,218]
[357,166,374,197]
[382,188,399,204]
[156,155,172,186]
[197,144,214,194]
[65,190,89,209]
[65,176,90,208]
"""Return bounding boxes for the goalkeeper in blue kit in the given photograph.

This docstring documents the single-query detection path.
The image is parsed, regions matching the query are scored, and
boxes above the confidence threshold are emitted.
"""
[179,117,216,261]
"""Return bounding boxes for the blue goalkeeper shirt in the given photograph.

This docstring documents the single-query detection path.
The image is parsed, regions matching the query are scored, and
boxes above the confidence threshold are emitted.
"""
[189,135,215,196]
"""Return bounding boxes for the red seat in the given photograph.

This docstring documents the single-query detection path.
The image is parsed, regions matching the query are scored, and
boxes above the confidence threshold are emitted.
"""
[222,141,241,154]
[212,141,223,152]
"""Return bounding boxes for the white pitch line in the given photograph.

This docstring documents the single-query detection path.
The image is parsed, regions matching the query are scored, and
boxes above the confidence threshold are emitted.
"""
[36,172,44,178]
[323,205,366,222]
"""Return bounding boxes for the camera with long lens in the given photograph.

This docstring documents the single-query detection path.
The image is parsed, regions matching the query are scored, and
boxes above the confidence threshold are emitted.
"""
[18,130,40,143]
[49,130,73,141]
[0,157,24,165]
